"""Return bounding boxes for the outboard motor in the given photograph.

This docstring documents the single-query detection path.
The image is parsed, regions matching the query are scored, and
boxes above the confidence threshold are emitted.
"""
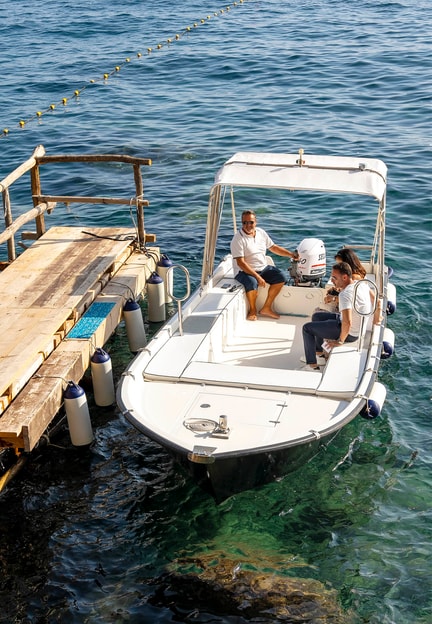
[289,238,326,286]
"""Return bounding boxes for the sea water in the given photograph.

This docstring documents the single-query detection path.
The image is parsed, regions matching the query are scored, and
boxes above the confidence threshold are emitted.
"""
[0,1,431,622]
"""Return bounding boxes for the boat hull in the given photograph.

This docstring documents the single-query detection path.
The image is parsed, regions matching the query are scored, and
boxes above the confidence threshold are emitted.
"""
[120,377,363,502]
[172,432,340,502]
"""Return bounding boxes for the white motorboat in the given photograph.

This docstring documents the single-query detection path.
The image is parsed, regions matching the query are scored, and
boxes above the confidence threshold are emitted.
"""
[117,150,395,501]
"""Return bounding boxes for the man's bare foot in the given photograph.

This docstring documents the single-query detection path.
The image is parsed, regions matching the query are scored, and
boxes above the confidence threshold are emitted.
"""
[247,313,258,321]
[259,309,280,319]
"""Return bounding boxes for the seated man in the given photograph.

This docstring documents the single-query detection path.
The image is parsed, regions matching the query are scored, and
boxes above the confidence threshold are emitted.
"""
[231,210,299,320]
[302,261,372,370]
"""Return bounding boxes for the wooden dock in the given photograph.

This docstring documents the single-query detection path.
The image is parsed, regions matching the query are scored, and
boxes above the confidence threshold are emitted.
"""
[0,225,158,451]
[0,145,160,467]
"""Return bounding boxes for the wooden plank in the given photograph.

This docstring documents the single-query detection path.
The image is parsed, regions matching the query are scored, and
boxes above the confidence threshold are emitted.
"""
[0,202,57,246]
[0,307,75,400]
[101,250,158,296]
[35,195,149,207]
[83,250,158,347]
[0,227,136,308]
[0,347,87,449]
[37,153,151,166]
[24,346,90,451]
[0,145,45,192]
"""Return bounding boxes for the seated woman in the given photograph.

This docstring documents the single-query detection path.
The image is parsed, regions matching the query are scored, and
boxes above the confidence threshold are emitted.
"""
[334,247,381,325]
[311,248,381,355]
[302,262,372,371]
[335,248,366,280]
[314,248,367,315]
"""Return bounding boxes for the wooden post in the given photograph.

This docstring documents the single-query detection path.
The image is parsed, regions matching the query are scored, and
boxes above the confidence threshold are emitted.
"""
[2,188,16,262]
[30,162,45,238]
[0,145,46,257]
[133,163,145,248]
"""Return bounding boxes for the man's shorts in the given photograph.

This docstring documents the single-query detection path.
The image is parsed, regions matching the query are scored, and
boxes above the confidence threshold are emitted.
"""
[235,265,286,292]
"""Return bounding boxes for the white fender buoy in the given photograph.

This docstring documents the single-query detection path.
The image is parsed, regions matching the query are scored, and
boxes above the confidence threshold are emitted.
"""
[64,381,94,445]
[360,382,387,419]
[123,298,147,353]
[90,348,115,406]
[146,272,166,322]
[386,282,397,315]
[381,327,395,359]
[156,254,174,304]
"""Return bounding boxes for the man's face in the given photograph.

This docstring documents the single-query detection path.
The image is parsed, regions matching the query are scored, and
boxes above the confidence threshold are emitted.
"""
[242,214,256,235]
[331,269,345,289]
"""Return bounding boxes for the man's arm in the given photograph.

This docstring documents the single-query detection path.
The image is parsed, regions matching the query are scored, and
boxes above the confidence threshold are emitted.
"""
[328,308,352,346]
[339,308,352,342]
[268,244,299,259]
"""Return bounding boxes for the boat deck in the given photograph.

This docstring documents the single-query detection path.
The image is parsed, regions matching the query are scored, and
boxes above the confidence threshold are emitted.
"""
[0,225,157,452]
[218,313,306,368]
[142,275,372,399]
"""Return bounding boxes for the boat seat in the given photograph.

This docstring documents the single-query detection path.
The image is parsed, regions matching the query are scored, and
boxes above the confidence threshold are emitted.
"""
[180,361,321,394]
[143,282,245,380]
[316,342,369,399]
[143,330,214,380]
[315,282,374,400]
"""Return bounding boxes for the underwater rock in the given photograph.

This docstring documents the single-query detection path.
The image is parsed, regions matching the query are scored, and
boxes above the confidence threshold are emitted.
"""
[150,552,359,622]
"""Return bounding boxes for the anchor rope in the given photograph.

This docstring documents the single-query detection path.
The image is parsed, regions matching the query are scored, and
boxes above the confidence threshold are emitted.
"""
[1,0,250,139]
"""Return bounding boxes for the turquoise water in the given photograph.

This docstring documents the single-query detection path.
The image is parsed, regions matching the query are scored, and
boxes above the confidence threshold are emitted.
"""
[0,0,431,622]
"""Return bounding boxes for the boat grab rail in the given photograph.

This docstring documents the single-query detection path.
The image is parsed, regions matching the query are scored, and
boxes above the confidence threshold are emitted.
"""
[353,278,378,352]
[166,264,191,336]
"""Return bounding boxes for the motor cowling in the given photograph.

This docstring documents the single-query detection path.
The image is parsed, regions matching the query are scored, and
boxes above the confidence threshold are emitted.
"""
[289,238,326,286]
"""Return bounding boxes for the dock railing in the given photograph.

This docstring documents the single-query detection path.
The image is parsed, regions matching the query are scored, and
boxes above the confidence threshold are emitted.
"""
[0,144,152,264]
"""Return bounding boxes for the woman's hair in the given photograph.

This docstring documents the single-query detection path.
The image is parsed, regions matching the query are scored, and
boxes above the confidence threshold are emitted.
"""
[334,248,366,278]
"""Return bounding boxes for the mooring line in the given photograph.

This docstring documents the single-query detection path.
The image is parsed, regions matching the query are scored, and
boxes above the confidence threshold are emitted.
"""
[1,1,251,139]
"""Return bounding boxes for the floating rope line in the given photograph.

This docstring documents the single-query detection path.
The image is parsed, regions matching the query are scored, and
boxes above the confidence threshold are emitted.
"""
[1,0,249,139]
